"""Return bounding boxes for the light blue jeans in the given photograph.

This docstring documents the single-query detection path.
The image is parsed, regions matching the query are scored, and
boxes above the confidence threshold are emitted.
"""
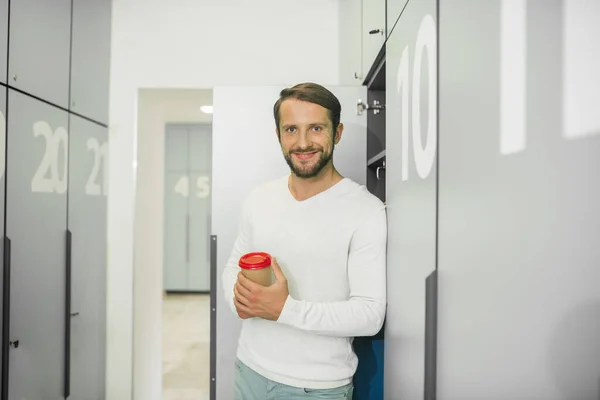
[233,359,354,400]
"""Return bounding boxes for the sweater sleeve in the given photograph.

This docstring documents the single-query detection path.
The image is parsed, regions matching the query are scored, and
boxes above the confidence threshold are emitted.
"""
[276,206,387,337]
[222,193,254,316]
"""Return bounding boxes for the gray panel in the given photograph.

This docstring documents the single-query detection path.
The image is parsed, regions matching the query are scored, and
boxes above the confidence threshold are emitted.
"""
[163,171,188,291]
[8,0,71,108]
[165,125,189,172]
[338,0,362,84]
[362,0,386,75]
[6,90,68,400]
[367,90,386,160]
[212,85,367,400]
[68,115,107,399]
[188,124,212,171]
[0,0,7,84]
[70,0,112,123]
[188,128,211,291]
[0,86,5,385]
[437,1,600,399]
[188,172,211,291]
[386,0,410,37]
[210,235,217,400]
[384,0,437,398]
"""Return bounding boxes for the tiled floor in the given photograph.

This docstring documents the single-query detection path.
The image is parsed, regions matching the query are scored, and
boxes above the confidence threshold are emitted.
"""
[162,294,211,400]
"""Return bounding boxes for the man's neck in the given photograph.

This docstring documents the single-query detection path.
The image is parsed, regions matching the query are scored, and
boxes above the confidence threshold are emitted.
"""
[288,167,344,201]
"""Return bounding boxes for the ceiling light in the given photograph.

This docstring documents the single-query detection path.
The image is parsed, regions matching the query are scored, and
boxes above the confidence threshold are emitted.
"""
[200,105,213,114]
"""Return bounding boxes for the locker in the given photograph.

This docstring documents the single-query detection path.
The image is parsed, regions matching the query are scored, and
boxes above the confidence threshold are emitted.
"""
[361,0,386,77]
[0,0,7,84]
[6,89,68,400]
[437,1,600,398]
[188,127,212,291]
[70,0,112,123]
[67,115,108,399]
[164,171,189,291]
[384,0,438,398]
[8,0,71,108]
[165,126,189,172]
[0,86,5,394]
[163,124,190,292]
[164,124,212,292]
[386,0,410,37]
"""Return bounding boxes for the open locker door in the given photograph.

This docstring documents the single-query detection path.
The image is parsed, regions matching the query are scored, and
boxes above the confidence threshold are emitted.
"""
[211,85,368,400]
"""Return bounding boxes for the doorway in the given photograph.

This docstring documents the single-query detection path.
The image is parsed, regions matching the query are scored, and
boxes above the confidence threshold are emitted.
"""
[134,88,213,400]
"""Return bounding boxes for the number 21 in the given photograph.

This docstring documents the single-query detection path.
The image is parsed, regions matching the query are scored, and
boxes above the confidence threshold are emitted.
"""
[85,137,108,196]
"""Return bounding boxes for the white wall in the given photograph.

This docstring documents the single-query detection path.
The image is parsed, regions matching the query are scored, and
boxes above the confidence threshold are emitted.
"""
[108,1,342,399]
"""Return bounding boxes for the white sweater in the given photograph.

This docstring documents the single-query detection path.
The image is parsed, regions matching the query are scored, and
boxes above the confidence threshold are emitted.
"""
[222,175,387,389]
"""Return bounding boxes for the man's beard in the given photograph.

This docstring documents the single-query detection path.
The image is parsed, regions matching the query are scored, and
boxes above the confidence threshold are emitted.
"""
[283,147,334,178]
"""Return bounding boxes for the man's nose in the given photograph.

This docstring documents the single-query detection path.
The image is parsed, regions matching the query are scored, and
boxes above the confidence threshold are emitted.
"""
[297,130,311,149]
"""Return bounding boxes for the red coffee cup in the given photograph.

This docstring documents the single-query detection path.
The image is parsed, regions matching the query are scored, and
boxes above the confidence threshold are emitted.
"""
[239,252,273,286]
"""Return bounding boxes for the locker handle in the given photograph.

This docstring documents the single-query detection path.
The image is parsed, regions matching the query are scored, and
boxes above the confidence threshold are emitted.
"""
[207,215,211,262]
[186,215,190,263]
[64,230,72,398]
[2,237,12,400]
[424,270,438,400]
[376,160,386,180]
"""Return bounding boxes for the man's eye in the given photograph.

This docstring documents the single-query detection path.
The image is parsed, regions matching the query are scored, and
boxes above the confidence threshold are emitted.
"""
[287,127,296,133]
[313,126,322,132]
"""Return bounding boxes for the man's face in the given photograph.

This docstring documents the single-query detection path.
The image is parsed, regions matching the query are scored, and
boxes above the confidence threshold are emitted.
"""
[277,99,342,179]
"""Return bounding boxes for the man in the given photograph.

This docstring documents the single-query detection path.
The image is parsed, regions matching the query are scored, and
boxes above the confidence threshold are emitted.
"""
[222,82,387,400]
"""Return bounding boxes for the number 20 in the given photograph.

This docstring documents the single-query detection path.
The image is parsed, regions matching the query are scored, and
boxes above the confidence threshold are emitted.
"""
[31,121,68,194]
[31,121,108,196]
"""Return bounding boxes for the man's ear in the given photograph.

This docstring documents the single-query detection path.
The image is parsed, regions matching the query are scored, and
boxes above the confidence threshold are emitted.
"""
[334,123,344,145]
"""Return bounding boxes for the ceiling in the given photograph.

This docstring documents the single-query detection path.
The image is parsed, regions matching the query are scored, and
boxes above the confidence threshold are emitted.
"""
[138,88,213,124]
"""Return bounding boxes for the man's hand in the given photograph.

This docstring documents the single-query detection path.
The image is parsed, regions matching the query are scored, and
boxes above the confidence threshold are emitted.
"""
[234,257,289,321]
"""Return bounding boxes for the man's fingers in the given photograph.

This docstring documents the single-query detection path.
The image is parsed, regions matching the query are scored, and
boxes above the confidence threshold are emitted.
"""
[235,281,253,302]
[270,257,286,282]
[237,271,258,291]
[234,284,251,307]
[234,295,252,315]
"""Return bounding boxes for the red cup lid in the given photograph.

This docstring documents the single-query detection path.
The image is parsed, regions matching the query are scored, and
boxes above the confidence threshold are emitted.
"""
[239,252,271,270]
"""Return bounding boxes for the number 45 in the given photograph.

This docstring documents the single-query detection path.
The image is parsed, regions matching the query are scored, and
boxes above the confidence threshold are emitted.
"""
[174,175,210,199]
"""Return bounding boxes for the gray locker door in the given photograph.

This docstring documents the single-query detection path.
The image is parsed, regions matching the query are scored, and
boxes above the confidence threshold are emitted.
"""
[68,115,108,399]
[387,0,410,37]
[188,126,212,291]
[0,87,6,390]
[8,0,71,108]
[164,126,190,291]
[384,0,438,398]
[164,172,189,291]
[0,0,7,84]
[165,125,189,171]
[6,90,68,400]
[70,0,112,123]
[437,2,600,399]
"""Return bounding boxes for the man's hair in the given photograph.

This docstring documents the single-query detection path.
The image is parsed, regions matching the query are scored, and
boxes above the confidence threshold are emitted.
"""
[273,83,342,135]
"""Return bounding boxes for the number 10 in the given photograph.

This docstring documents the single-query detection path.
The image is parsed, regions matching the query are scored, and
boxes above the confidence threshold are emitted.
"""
[397,14,437,182]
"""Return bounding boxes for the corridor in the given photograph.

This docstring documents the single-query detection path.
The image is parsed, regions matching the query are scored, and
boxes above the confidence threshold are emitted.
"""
[162,294,211,400]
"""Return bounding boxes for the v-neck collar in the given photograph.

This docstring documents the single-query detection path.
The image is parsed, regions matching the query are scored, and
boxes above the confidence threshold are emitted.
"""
[285,174,349,204]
